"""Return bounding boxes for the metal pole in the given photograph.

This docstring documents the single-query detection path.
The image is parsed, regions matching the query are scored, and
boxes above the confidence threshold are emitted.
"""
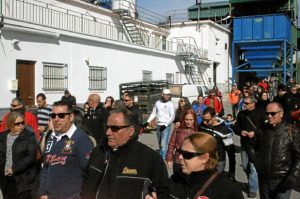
[284,40,287,84]
[231,42,235,84]
[290,44,293,80]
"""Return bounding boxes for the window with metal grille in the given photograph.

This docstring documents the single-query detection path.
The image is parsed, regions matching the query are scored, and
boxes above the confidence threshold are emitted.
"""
[166,73,174,84]
[89,66,107,90]
[43,62,68,91]
[143,70,152,81]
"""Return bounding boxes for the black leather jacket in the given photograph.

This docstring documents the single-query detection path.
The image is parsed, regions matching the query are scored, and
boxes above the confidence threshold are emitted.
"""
[254,122,300,185]
[81,139,169,199]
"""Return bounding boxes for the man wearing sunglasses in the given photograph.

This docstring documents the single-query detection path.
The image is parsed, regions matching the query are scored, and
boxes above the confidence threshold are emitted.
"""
[39,101,94,199]
[0,98,40,141]
[253,102,300,199]
[81,108,169,199]
[233,95,265,198]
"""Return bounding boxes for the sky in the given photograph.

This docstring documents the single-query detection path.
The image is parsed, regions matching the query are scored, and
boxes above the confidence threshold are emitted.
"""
[137,0,195,16]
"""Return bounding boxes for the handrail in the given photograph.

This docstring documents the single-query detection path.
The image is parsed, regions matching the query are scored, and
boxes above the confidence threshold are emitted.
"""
[1,0,175,51]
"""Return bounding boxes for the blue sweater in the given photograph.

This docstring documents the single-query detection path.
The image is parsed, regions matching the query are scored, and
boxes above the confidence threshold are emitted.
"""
[39,128,94,199]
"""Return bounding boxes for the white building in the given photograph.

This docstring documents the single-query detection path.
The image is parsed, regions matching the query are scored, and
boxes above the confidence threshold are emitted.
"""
[0,0,231,108]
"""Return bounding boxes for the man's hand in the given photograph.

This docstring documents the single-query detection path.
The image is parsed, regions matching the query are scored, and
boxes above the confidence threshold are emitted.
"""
[38,126,46,133]
[40,196,48,199]
[145,192,157,199]
[248,131,255,138]
[241,130,248,137]
[174,122,180,129]
[5,167,13,176]
[167,161,173,169]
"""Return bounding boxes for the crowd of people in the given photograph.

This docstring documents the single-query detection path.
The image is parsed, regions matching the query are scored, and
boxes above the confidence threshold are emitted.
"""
[0,78,299,199]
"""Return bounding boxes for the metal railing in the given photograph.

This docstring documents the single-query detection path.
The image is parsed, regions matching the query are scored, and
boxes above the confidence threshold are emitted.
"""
[172,36,208,60]
[0,0,175,51]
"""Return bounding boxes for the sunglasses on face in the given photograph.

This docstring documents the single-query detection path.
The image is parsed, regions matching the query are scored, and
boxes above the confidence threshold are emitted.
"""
[178,149,204,160]
[49,113,71,119]
[244,102,251,105]
[11,104,19,107]
[106,125,131,132]
[203,118,212,123]
[123,99,131,102]
[14,121,25,126]
[265,111,281,117]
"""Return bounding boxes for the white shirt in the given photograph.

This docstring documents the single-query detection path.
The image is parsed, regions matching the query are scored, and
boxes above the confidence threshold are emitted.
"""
[147,100,175,126]
[51,124,77,141]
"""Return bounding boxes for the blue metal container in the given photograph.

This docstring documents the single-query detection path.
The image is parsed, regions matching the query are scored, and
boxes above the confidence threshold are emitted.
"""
[233,14,292,42]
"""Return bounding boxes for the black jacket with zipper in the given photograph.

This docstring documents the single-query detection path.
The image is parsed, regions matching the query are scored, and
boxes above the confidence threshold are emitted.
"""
[0,128,39,194]
[254,122,300,188]
[81,138,169,199]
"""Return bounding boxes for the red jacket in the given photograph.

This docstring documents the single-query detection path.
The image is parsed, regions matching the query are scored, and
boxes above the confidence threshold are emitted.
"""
[166,127,196,163]
[0,111,40,141]
[203,96,223,115]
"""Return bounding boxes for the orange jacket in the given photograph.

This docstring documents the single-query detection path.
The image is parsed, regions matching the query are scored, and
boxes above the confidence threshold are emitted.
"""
[228,89,241,105]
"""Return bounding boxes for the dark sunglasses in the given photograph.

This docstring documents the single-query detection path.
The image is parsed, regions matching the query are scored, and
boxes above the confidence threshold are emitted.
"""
[11,104,19,107]
[49,113,71,119]
[265,111,281,116]
[123,99,131,102]
[106,125,131,132]
[178,149,204,160]
[203,118,212,123]
[14,121,25,126]
[244,102,252,105]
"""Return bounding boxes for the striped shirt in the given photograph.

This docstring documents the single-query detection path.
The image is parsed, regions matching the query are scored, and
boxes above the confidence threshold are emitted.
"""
[37,105,52,127]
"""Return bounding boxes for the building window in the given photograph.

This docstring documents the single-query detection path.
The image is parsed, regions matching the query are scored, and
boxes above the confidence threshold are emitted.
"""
[43,62,68,91]
[143,70,152,81]
[166,73,174,84]
[89,66,107,90]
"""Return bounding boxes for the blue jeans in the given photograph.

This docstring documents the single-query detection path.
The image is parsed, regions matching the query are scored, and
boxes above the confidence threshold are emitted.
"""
[259,180,292,199]
[156,125,171,160]
[217,161,226,173]
[241,149,258,193]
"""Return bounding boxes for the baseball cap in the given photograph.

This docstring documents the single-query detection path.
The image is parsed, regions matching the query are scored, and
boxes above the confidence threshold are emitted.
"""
[162,89,171,95]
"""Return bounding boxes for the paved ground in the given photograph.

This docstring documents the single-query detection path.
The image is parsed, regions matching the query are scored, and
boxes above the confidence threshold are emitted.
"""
[138,94,300,199]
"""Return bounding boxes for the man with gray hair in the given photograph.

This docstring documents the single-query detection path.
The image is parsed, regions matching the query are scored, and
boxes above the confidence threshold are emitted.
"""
[233,95,265,198]
[81,108,169,199]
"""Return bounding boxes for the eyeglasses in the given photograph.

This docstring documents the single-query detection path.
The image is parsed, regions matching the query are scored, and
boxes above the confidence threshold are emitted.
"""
[11,104,19,107]
[203,118,212,123]
[244,102,252,105]
[14,121,25,126]
[106,125,131,132]
[178,149,204,160]
[49,113,71,119]
[265,111,281,117]
[123,99,131,102]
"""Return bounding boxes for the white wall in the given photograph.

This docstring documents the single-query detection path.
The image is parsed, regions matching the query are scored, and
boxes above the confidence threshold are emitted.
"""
[168,21,231,92]
[0,28,182,107]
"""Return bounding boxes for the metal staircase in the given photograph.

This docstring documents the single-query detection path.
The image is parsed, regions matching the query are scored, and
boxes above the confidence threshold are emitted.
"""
[120,10,146,45]
[175,37,211,86]
[113,1,147,46]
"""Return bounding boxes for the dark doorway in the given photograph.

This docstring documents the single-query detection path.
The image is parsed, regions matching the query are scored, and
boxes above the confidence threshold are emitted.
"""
[16,60,35,107]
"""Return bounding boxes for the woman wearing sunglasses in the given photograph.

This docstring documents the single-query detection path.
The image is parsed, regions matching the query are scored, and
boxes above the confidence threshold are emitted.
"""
[166,109,197,173]
[0,111,39,199]
[169,133,243,199]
